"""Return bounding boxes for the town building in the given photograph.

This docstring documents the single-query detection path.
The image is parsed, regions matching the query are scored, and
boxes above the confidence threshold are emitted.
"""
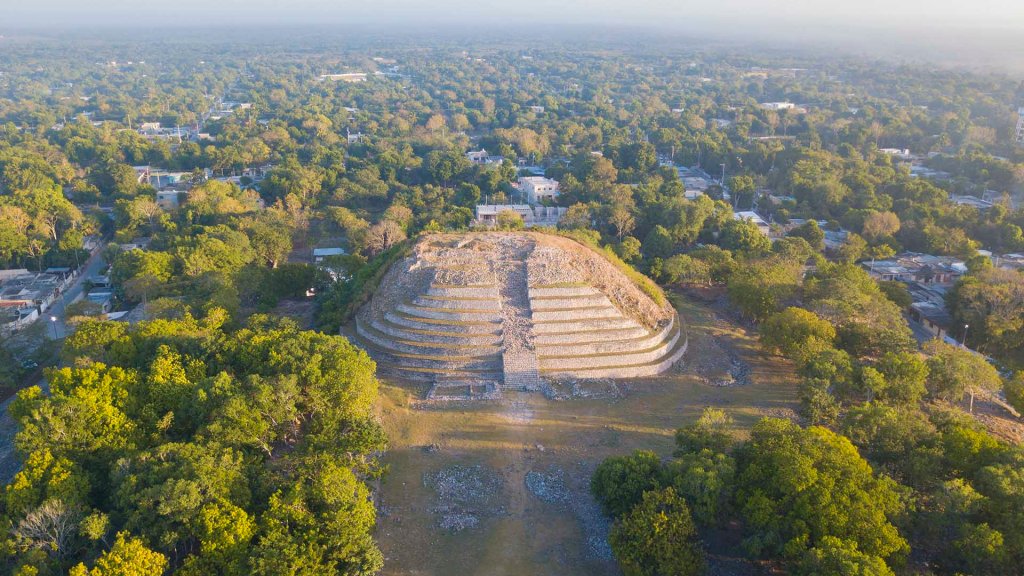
[474,205,566,228]
[156,190,182,210]
[732,211,771,236]
[466,149,504,166]
[515,176,560,204]
[759,102,796,111]
[949,195,994,210]
[313,247,347,263]
[861,252,966,284]
[0,269,74,331]
[320,73,368,82]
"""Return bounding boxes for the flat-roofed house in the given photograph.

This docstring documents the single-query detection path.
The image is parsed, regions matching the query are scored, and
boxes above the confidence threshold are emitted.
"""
[516,176,560,204]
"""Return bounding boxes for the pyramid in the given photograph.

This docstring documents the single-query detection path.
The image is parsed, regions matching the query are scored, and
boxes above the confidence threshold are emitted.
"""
[353,232,687,396]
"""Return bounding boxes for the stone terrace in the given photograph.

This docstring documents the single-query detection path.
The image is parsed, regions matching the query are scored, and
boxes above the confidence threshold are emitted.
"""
[353,233,687,399]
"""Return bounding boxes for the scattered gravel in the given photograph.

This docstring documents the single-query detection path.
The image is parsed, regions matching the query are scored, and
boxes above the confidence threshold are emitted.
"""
[423,464,505,532]
[543,378,623,401]
[524,464,614,562]
[525,470,569,505]
[688,332,751,387]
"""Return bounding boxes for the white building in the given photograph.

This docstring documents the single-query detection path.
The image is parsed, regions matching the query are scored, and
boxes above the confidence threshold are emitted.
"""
[733,211,771,236]
[760,102,796,111]
[474,205,566,227]
[156,190,182,210]
[466,149,503,165]
[516,176,560,204]
[313,247,346,263]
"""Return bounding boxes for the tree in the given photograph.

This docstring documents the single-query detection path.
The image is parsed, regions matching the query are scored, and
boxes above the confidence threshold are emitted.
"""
[616,236,642,264]
[924,340,1002,411]
[591,450,663,518]
[733,418,908,561]
[874,351,928,406]
[788,219,824,251]
[559,203,592,230]
[662,254,711,285]
[69,531,167,576]
[727,257,802,321]
[364,220,407,255]
[795,536,895,576]
[242,211,293,268]
[761,307,836,359]
[495,209,524,230]
[675,408,734,455]
[837,233,867,263]
[607,203,636,239]
[642,225,673,259]
[720,218,771,254]
[1005,371,1024,415]
[12,499,83,565]
[609,488,704,576]
[861,211,900,243]
[948,267,1024,355]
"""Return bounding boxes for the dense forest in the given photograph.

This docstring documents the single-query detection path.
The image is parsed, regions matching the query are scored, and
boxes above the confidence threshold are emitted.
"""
[0,28,1023,575]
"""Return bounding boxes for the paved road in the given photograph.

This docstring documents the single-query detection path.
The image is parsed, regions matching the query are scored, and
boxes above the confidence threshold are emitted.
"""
[44,249,106,340]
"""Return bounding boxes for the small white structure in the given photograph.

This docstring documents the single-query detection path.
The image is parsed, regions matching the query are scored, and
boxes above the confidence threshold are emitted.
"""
[760,102,796,111]
[733,211,770,236]
[516,176,560,204]
[313,247,346,263]
[156,190,181,210]
[465,149,504,166]
[320,73,367,82]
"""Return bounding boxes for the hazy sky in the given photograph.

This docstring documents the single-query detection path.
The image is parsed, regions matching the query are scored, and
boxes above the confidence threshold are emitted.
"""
[5,0,1024,29]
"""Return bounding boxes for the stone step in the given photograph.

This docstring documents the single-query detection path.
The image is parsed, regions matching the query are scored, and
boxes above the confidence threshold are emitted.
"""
[527,286,601,299]
[529,294,612,309]
[414,295,502,311]
[385,311,502,335]
[355,337,502,372]
[533,325,650,344]
[427,285,500,299]
[535,325,673,357]
[357,319,502,357]
[541,321,688,379]
[396,302,503,323]
[531,317,641,333]
[538,323,681,371]
[375,316,504,346]
[502,349,544,391]
[376,361,505,383]
[531,306,622,323]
